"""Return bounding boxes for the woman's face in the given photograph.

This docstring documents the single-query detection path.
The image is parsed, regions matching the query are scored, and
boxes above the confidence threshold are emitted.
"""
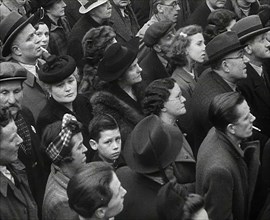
[36,23,49,49]
[186,33,206,64]
[121,58,142,85]
[163,83,186,118]
[50,74,77,105]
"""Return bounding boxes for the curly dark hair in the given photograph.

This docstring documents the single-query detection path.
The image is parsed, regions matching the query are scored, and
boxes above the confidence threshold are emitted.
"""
[143,78,176,116]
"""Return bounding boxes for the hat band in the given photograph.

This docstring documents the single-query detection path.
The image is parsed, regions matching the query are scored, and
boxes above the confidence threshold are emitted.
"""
[84,0,98,9]
[208,43,242,61]
[3,17,27,43]
[238,24,263,38]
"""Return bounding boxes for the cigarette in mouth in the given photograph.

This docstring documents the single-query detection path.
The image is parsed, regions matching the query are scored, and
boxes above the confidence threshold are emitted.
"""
[252,126,261,132]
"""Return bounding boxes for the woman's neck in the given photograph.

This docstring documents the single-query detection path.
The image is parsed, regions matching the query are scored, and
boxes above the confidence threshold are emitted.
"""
[184,59,195,73]
[159,113,176,125]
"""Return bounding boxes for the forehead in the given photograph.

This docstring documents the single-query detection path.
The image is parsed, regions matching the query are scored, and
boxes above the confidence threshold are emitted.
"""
[235,100,249,119]
[0,120,17,142]
[189,33,204,43]
[109,172,121,192]
[36,23,49,32]
[162,0,177,4]
[71,133,83,147]
[14,24,35,42]
[0,80,22,91]
[99,129,120,139]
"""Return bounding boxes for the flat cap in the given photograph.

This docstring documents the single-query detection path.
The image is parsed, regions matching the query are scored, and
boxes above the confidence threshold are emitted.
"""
[0,62,27,82]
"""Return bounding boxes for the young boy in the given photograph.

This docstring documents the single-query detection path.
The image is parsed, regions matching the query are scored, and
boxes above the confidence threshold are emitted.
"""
[89,114,125,169]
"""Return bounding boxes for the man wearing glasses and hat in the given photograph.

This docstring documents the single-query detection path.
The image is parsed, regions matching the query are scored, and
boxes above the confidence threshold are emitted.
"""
[190,31,249,156]
[0,11,48,121]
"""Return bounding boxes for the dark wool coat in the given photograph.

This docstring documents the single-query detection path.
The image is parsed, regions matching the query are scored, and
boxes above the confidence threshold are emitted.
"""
[109,1,140,44]
[225,0,260,19]
[36,95,94,160]
[0,162,39,220]
[196,128,260,220]
[237,63,270,138]
[190,69,233,156]
[130,0,151,27]
[90,90,144,145]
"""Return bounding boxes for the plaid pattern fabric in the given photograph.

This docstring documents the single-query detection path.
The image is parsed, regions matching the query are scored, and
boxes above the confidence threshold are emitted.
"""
[15,113,32,156]
[45,114,77,163]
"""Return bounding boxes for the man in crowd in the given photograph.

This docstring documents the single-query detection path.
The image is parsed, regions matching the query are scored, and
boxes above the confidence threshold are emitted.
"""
[109,0,140,44]
[139,20,175,87]
[0,62,47,218]
[67,162,127,220]
[0,11,48,120]
[191,31,248,156]
[0,108,39,220]
[68,0,112,73]
[42,114,88,220]
[196,92,259,220]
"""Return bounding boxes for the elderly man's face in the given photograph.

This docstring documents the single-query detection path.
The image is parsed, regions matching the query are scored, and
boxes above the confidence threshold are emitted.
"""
[248,32,270,59]
[207,0,227,9]
[113,0,130,8]
[158,0,180,23]
[91,1,112,20]
[0,81,23,117]
[12,24,42,63]
[156,29,175,57]
[46,0,66,18]
[0,120,23,165]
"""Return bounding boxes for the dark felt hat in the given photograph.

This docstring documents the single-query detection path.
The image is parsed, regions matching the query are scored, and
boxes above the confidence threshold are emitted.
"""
[231,15,270,43]
[204,31,245,65]
[0,62,27,82]
[97,38,139,82]
[0,11,35,57]
[40,0,56,7]
[38,55,77,84]
[124,115,183,174]
[144,20,175,47]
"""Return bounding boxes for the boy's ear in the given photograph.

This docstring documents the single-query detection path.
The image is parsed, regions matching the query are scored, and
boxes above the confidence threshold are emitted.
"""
[89,139,98,150]
[95,207,106,219]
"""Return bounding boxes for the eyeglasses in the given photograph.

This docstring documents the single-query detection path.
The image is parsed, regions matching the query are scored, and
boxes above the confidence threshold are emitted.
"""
[223,52,245,61]
[160,1,180,8]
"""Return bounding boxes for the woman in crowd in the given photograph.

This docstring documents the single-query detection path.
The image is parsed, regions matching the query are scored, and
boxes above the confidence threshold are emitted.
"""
[143,78,196,192]
[91,39,144,144]
[37,55,93,161]
[168,25,206,147]
[34,21,51,59]
[78,25,116,96]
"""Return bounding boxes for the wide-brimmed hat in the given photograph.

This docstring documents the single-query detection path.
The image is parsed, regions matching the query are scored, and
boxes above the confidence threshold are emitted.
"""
[78,0,108,14]
[0,62,27,82]
[97,37,139,82]
[124,115,183,174]
[204,31,245,65]
[0,11,35,57]
[144,20,175,47]
[231,15,270,43]
[38,55,77,84]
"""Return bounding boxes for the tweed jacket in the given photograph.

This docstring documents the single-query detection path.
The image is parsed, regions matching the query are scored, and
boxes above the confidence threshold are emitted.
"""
[109,1,140,44]
[42,165,79,220]
[190,69,234,156]
[237,63,270,137]
[196,128,260,220]
[0,162,38,220]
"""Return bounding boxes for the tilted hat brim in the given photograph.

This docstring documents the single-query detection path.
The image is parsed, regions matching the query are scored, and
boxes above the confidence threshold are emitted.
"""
[123,115,183,174]
[2,14,35,57]
[79,0,108,14]
[204,44,245,66]
[238,27,270,42]
[0,77,27,82]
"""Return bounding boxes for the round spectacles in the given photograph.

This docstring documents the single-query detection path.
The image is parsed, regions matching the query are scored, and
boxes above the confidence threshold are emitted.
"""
[160,1,180,8]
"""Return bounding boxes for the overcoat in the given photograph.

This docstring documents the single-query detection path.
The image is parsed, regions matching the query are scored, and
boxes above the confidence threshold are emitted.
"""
[196,128,260,220]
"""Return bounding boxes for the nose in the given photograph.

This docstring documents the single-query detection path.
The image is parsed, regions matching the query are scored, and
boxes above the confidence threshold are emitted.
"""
[8,93,16,104]
[175,4,180,11]
[137,64,142,73]
[180,95,186,103]
[62,0,66,7]
[82,144,88,153]
[250,113,256,122]
[107,1,112,8]
[243,56,249,63]
[17,134,23,146]
[121,186,127,196]
[64,83,71,91]
[112,141,120,150]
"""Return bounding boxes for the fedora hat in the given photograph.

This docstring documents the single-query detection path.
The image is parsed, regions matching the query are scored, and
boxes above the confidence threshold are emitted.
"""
[124,115,183,174]
[0,11,35,57]
[0,62,27,83]
[204,31,245,65]
[78,0,108,14]
[231,15,270,43]
[97,38,139,82]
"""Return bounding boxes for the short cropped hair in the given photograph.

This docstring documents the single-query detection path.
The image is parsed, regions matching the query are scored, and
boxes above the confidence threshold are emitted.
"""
[88,114,119,142]
[209,92,245,133]
[67,162,114,218]
[143,78,176,116]
[0,108,13,136]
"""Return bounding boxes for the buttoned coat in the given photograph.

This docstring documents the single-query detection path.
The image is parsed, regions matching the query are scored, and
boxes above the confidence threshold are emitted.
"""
[0,163,38,220]
[196,128,260,220]
[191,69,233,156]
[237,63,270,137]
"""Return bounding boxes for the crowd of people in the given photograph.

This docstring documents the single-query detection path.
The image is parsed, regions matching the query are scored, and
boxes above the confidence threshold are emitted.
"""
[0,0,270,220]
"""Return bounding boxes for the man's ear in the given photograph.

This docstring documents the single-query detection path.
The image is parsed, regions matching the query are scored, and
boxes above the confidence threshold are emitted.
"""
[11,44,22,56]
[95,207,106,219]
[156,4,164,13]
[244,44,252,55]
[89,139,98,150]
[153,44,161,53]
[227,123,235,135]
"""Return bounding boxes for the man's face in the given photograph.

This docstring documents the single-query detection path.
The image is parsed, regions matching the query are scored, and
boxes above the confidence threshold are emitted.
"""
[104,172,127,218]
[46,0,66,18]
[222,49,248,83]
[156,29,175,57]
[12,24,42,63]
[0,81,23,117]
[207,0,227,9]
[231,100,255,140]
[159,0,180,23]
[113,0,130,8]
[248,32,270,60]
[94,128,121,162]
[92,1,112,21]
[0,120,23,165]
[70,132,88,170]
